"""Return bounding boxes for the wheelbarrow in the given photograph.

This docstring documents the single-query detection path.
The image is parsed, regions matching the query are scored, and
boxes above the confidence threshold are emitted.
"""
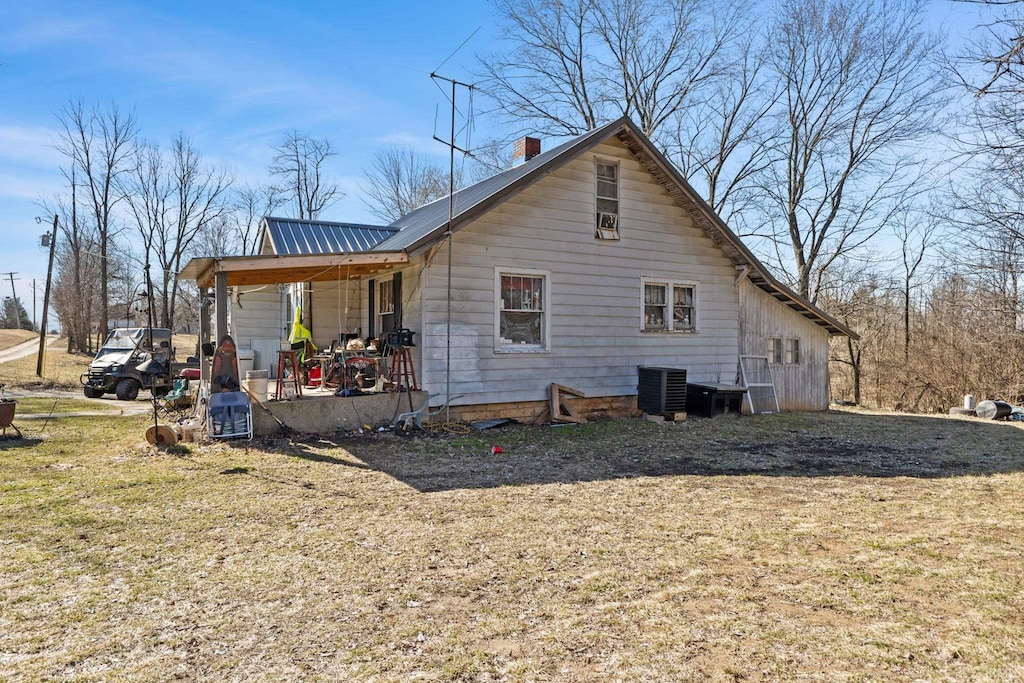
[0,398,21,438]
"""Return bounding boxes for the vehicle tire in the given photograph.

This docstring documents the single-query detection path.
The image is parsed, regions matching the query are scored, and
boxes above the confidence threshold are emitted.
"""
[83,385,104,399]
[115,378,140,401]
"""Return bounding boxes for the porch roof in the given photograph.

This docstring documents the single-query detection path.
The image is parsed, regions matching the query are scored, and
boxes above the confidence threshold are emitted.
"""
[177,251,409,288]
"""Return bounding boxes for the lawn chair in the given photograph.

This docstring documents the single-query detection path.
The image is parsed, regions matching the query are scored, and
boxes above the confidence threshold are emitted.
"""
[156,377,192,419]
[393,394,464,430]
[207,390,253,439]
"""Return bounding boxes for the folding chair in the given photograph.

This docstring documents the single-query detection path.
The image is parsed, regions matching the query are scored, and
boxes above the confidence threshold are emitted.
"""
[207,391,253,439]
[157,377,192,419]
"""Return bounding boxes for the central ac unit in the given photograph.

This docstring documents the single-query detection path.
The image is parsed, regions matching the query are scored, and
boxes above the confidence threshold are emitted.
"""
[637,366,687,414]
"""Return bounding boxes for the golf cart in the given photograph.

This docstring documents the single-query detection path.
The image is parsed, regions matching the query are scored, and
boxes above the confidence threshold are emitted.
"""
[81,327,174,400]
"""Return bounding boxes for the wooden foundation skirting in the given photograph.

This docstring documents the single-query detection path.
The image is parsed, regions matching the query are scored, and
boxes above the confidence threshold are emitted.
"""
[438,395,641,424]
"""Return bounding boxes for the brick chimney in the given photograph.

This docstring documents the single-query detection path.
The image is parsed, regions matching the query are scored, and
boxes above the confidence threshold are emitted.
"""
[513,136,542,165]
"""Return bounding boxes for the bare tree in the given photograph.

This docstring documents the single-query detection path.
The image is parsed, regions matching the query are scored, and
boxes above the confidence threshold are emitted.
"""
[895,210,940,362]
[121,134,232,329]
[268,130,343,220]
[361,145,452,222]
[667,28,779,225]
[54,100,137,336]
[478,0,744,138]
[231,183,285,255]
[758,0,948,302]
[952,0,1024,96]
[480,0,602,136]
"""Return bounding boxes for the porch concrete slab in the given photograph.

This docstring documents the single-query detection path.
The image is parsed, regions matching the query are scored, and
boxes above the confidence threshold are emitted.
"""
[251,390,427,436]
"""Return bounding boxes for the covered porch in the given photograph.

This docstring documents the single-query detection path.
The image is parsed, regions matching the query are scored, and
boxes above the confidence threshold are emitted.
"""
[178,250,426,436]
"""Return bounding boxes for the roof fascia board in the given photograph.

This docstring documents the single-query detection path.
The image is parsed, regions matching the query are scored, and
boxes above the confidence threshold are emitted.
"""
[186,252,408,287]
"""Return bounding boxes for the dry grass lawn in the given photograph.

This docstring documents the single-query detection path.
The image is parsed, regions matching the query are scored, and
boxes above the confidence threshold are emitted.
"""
[2,341,88,391]
[0,329,37,352]
[1,409,1023,681]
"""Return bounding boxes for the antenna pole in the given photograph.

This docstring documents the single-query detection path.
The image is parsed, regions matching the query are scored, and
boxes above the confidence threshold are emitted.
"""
[431,72,473,422]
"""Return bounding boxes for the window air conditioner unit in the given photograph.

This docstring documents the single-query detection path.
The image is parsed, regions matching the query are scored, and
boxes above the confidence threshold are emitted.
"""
[596,212,619,240]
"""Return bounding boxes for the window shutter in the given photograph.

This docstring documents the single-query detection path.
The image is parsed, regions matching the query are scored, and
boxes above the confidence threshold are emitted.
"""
[393,272,403,329]
[367,278,376,338]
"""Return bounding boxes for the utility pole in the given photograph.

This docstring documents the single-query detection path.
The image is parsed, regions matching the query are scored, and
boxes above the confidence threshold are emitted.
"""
[2,272,20,329]
[36,216,57,377]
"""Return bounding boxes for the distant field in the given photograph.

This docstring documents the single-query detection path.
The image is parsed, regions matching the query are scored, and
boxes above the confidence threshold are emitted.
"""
[0,329,36,352]
[1,409,1022,681]
[0,339,87,390]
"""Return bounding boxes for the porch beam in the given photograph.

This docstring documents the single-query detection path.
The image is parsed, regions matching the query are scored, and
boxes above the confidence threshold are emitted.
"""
[194,252,408,287]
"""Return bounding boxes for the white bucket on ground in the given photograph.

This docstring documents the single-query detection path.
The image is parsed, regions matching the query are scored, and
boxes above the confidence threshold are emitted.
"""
[243,369,269,401]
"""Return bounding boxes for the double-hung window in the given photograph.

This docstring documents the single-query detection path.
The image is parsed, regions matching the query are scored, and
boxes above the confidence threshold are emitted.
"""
[496,270,548,351]
[643,280,697,332]
[596,161,620,240]
[767,337,783,364]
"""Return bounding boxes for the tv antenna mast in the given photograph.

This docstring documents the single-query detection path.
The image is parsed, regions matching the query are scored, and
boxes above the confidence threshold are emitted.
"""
[430,32,478,422]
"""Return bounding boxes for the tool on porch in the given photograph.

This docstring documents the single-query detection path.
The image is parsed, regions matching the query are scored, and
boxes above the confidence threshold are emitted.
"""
[275,349,303,400]
[241,383,293,435]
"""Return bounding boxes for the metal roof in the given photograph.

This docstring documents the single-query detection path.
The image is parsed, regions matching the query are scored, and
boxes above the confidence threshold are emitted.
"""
[372,121,623,253]
[262,217,397,255]
[371,116,856,338]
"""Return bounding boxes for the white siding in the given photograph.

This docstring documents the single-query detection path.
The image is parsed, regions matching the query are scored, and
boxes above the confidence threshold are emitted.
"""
[418,138,741,405]
[228,287,283,344]
[309,279,365,349]
[738,280,831,410]
[228,286,285,374]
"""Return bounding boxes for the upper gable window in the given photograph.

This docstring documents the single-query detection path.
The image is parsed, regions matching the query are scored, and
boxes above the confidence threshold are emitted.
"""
[595,161,620,240]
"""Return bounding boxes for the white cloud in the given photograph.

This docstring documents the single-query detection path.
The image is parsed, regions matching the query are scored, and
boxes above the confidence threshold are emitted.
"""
[0,124,64,168]
[0,171,63,202]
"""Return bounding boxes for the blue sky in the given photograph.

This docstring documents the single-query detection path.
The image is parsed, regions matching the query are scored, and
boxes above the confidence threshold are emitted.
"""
[0,1,498,322]
[0,1,986,325]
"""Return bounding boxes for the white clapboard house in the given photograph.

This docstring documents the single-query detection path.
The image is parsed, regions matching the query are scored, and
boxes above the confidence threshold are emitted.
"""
[180,117,856,421]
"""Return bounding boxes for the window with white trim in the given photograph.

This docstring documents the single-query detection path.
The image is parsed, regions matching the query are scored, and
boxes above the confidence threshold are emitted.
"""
[643,280,697,332]
[767,337,783,364]
[496,270,548,351]
[596,161,620,240]
[785,338,801,364]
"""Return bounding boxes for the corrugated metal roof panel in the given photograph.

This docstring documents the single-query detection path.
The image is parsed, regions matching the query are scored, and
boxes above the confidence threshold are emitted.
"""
[264,217,397,255]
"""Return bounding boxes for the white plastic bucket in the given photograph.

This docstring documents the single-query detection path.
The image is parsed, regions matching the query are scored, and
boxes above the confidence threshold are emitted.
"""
[243,369,269,401]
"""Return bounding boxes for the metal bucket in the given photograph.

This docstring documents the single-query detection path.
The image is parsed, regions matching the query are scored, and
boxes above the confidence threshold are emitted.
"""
[0,400,15,429]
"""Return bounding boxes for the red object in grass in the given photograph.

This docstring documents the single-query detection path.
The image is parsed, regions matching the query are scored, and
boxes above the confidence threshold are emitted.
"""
[491,445,503,455]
